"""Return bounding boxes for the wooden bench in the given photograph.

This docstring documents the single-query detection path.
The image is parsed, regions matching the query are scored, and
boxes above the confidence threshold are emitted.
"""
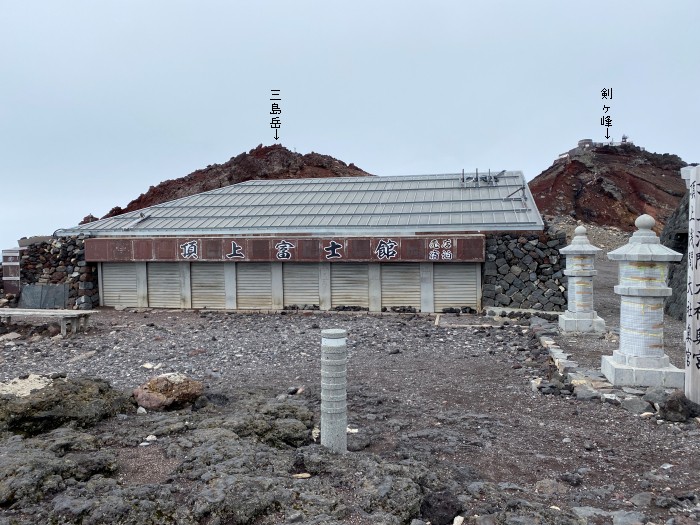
[0,309,98,336]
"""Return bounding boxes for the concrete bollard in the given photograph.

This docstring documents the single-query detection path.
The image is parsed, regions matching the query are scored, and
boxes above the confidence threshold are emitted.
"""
[559,225,606,333]
[321,328,347,454]
[601,215,683,387]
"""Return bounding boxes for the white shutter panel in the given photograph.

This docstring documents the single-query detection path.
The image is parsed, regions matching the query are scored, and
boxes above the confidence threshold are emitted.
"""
[433,263,478,311]
[331,263,369,308]
[102,263,138,307]
[381,263,421,309]
[147,263,181,308]
[237,263,272,309]
[283,263,320,307]
[191,263,226,309]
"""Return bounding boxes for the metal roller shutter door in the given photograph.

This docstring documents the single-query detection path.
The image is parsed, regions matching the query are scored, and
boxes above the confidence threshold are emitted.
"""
[283,263,320,307]
[331,263,369,308]
[191,263,226,309]
[237,263,272,309]
[381,263,421,309]
[147,263,181,308]
[102,263,138,307]
[433,263,478,311]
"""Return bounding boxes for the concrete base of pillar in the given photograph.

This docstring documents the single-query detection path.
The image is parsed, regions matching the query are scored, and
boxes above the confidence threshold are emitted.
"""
[601,351,684,388]
[558,311,606,333]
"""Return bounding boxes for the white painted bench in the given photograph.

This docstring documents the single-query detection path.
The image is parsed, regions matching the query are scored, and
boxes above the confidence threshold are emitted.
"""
[0,309,98,336]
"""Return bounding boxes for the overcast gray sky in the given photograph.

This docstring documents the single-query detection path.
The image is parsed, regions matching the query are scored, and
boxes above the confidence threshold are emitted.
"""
[1,1,697,250]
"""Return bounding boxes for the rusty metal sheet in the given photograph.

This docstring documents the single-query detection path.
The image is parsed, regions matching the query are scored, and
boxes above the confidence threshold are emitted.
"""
[370,237,403,261]
[109,239,134,261]
[297,239,320,261]
[85,238,111,261]
[202,238,223,260]
[84,235,485,263]
[346,238,372,260]
[401,238,424,260]
[3,265,19,278]
[133,239,153,260]
[319,238,344,261]
[456,236,485,262]
[248,239,271,261]
[223,239,245,260]
[3,281,20,294]
[177,238,200,260]
[154,238,178,260]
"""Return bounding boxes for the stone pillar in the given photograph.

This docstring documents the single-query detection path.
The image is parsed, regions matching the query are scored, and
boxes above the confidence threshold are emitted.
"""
[601,215,684,387]
[681,166,700,402]
[558,226,605,333]
[321,329,347,454]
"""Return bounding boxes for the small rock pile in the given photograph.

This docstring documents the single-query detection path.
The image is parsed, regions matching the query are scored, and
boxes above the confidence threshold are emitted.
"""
[531,317,700,424]
[20,235,99,309]
[482,228,568,311]
[284,304,321,311]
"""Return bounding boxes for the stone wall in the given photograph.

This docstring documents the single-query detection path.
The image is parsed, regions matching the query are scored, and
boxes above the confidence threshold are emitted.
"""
[482,226,568,312]
[660,190,688,321]
[20,236,99,310]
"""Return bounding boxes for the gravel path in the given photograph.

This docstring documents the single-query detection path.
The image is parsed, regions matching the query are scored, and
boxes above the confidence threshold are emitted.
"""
[1,234,699,523]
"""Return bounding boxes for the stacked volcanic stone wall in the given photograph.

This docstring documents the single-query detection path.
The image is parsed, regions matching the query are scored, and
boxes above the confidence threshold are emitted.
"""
[20,236,99,310]
[482,226,568,312]
[660,190,688,321]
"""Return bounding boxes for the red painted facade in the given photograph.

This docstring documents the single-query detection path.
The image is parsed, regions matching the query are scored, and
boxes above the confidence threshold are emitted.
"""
[85,236,485,263]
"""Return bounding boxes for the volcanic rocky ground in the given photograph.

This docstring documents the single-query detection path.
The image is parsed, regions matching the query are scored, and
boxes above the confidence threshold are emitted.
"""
[1,226,699,524]
[529,143,688,232]
[86,144,372,223]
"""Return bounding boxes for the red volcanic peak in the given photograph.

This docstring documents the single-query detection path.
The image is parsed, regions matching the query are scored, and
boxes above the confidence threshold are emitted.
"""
[529,142,687,232]
[101,144,373,219]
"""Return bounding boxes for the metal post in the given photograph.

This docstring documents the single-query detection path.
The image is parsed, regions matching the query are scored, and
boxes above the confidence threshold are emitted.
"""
[321,329,347,454]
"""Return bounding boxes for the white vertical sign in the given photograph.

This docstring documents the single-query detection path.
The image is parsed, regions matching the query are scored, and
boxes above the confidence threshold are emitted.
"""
[683,166,700,403]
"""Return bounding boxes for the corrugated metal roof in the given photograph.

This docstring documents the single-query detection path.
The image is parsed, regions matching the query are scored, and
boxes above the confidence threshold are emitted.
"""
[56,172,544,237]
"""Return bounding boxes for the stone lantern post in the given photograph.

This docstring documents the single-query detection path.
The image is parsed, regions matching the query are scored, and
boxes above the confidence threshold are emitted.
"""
[601,214,684,387]
[558,225,606,333]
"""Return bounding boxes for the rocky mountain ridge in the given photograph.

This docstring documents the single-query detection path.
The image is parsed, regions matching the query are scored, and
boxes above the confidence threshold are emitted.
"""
[529,141,688,232]
[86,141,691,235]
[83,144,372,223]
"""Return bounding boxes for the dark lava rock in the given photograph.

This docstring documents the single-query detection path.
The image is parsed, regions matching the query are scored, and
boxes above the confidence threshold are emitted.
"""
[657,390,700,422]
[0,427,116,508]
[0,377,133,436]
[642,386,672,405]
[661,190,689,321]
[558,472,584,487]
[420,490,461,525]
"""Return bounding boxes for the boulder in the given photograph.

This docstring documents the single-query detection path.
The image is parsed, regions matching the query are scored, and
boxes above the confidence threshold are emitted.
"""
[0,376,133,436]
[133,373,204,410]
[657,390,700,423]
[621,397,653,415]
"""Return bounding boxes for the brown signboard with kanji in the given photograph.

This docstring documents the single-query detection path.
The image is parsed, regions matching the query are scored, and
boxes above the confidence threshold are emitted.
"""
[86,236,485,263]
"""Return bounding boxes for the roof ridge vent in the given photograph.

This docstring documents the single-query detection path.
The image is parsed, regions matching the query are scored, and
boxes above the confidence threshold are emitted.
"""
[122,212,151,231]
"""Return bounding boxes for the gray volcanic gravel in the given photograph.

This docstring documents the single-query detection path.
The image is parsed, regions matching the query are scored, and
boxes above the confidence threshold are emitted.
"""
[1,250,700,523]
